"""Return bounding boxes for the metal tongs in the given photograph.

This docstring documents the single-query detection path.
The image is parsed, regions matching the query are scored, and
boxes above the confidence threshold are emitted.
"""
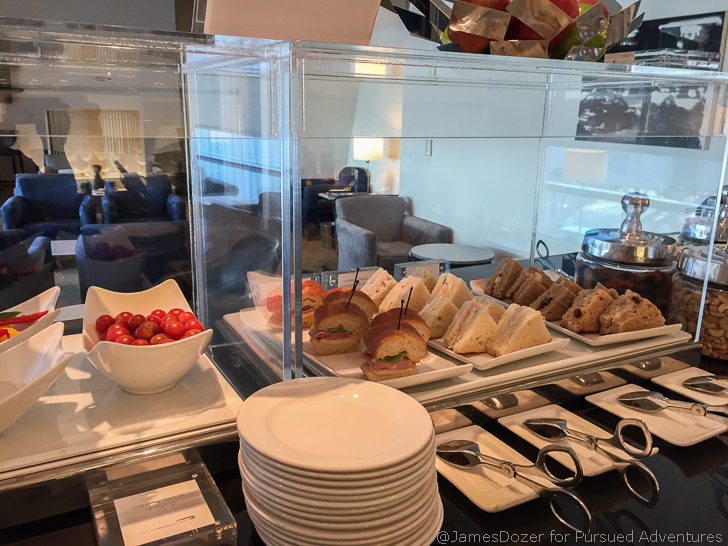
[618,391,728,417]
[683,375,728,396]
[535,240,573,280]
[523,418,659,506]
[437,439,591,533]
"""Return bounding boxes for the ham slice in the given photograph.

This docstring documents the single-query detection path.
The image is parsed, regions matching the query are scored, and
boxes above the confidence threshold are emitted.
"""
[310,329,354,341]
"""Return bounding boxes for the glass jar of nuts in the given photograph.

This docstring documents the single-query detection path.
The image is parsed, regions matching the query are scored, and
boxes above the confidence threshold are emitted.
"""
[669,246,728,359]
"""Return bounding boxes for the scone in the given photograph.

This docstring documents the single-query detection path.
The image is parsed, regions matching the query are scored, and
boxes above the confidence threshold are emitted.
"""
[599,290,665,334]
[561,289,614,333]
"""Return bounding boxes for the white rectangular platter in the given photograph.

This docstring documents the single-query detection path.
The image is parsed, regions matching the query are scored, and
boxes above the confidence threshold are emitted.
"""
[651,368,728,406]
[585,384,728,447]
[427,337,570,371]
[435,425,537,512]
[470,279,683,347]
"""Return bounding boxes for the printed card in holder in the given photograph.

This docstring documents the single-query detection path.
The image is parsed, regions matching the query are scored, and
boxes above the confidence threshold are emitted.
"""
[87,452,236,546]
[394,260,449,282]
[320,267,379,291]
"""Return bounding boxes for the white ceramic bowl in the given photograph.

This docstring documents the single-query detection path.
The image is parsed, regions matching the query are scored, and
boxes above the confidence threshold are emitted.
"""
[0,322,74,434]
[0,286,61,354]
[83,280,212,395]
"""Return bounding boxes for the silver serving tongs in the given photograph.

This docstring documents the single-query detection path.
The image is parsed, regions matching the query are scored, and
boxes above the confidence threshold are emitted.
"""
[535,240,573,280]
[437,439,591,533]
[523,418,659,506]
[618,391,728,417]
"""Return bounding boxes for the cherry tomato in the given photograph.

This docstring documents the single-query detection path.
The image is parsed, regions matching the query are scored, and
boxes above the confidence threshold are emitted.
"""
[115,334,135,345]
[99,331,107,342]
[150,334,169,345]
[150,309,167,319]
[184,319,204,332]
[127,314,146,332]
[95,314,115,333]
[134,325,155,341]
[131,339,149,346]
[115,311,133,329]
[177,311,196,324]
[106,326,129,342]
[161,314,178,324]
[165,321,186,340]
[158,339,175,344]
[181,329,201,339]
[167,308,185,318]
[145,314,162,326]
[140,321,159,335]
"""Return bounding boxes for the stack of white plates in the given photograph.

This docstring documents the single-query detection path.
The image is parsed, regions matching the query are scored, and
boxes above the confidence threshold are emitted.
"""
[237,377,443,546]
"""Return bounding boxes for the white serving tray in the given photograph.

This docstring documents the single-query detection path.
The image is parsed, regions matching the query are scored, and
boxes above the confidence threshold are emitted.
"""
[586,384,728,447]
[435,425,538,512]
[470,279,683,347]
[0,286,61,354]
[427,337,569,371]
[651,368,728,407]
[235,308,472,389]
[0,334,243,480]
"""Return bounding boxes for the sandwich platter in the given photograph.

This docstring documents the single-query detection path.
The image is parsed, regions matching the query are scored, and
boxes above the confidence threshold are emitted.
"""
[427,337,569,371]
[470,279,683,347]
[301,340,473,389]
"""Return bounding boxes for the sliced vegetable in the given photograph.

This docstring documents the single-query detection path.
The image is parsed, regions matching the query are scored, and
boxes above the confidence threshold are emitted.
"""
[0,311,21,320]
[0,310,49,326]
[374,351,406,363]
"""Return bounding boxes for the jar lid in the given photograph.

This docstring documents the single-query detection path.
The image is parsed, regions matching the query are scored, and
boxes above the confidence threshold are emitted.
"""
[679,245,728,285]
[582,193,676,265]
[681,187,728,245]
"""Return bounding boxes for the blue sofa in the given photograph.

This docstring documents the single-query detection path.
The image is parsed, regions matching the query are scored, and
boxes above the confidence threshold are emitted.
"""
[0,229,54,309]
[1,174,96,238]
[102,174,186,224]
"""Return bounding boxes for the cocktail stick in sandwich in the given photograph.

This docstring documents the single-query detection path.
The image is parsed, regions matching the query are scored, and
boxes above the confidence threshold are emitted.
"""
[419,295,459,339]
[379,276,430,314]
[323,288,377,320]
[443,300,482,349]
[309,302,370,355]
[431,273,474,309]
[267,279,325,328]
[360,323,427,381]
[452,307,499,354]
[486,304,551,357]
[360,268,397,308]
[372,308,431,341]
[409,266,437,292]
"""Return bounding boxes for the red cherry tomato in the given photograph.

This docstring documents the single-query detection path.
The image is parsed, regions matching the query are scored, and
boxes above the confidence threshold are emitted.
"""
[106,326,130,342]
[167,308,185,318]
[158,339,175,344]
[165,321,186,340]
[99,331,107,342]
[127,314,146,332]
[134,325,155,341]
[161,314,178,324]
[95,314,115,333]
[145,314,162,326]
[181,329,201,339]
[177,311,196,324]
[150,309,167,319]
[115,334,135,345]
[184,319,204,332]
[140,321,159,335]
[115,311,133,329]
[150,334,169,345]
[131,339,149,346]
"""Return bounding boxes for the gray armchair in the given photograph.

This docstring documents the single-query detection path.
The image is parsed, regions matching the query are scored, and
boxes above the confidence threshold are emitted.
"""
[335,195,452,271]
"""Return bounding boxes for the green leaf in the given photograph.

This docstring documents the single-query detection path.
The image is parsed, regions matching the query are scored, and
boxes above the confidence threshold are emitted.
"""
[0,311,21,320]
[324,327,347,333]
[375,351,406,363]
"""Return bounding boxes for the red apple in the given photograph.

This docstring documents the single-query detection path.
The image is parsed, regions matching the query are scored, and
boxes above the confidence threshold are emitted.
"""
[448,0,512,53]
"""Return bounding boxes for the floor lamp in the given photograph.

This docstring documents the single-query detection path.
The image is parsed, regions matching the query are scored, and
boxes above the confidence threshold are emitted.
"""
[352,137,383,194]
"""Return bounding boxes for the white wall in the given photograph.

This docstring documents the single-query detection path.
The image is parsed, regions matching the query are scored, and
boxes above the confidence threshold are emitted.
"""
[0,0,176,31]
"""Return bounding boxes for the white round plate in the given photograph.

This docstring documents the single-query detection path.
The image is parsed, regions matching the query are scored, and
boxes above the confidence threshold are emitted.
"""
[237,377,433,472]
[239,450,434,502]
[240,455,437,514]
[239,434,435,486]
[245,485,441,546]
